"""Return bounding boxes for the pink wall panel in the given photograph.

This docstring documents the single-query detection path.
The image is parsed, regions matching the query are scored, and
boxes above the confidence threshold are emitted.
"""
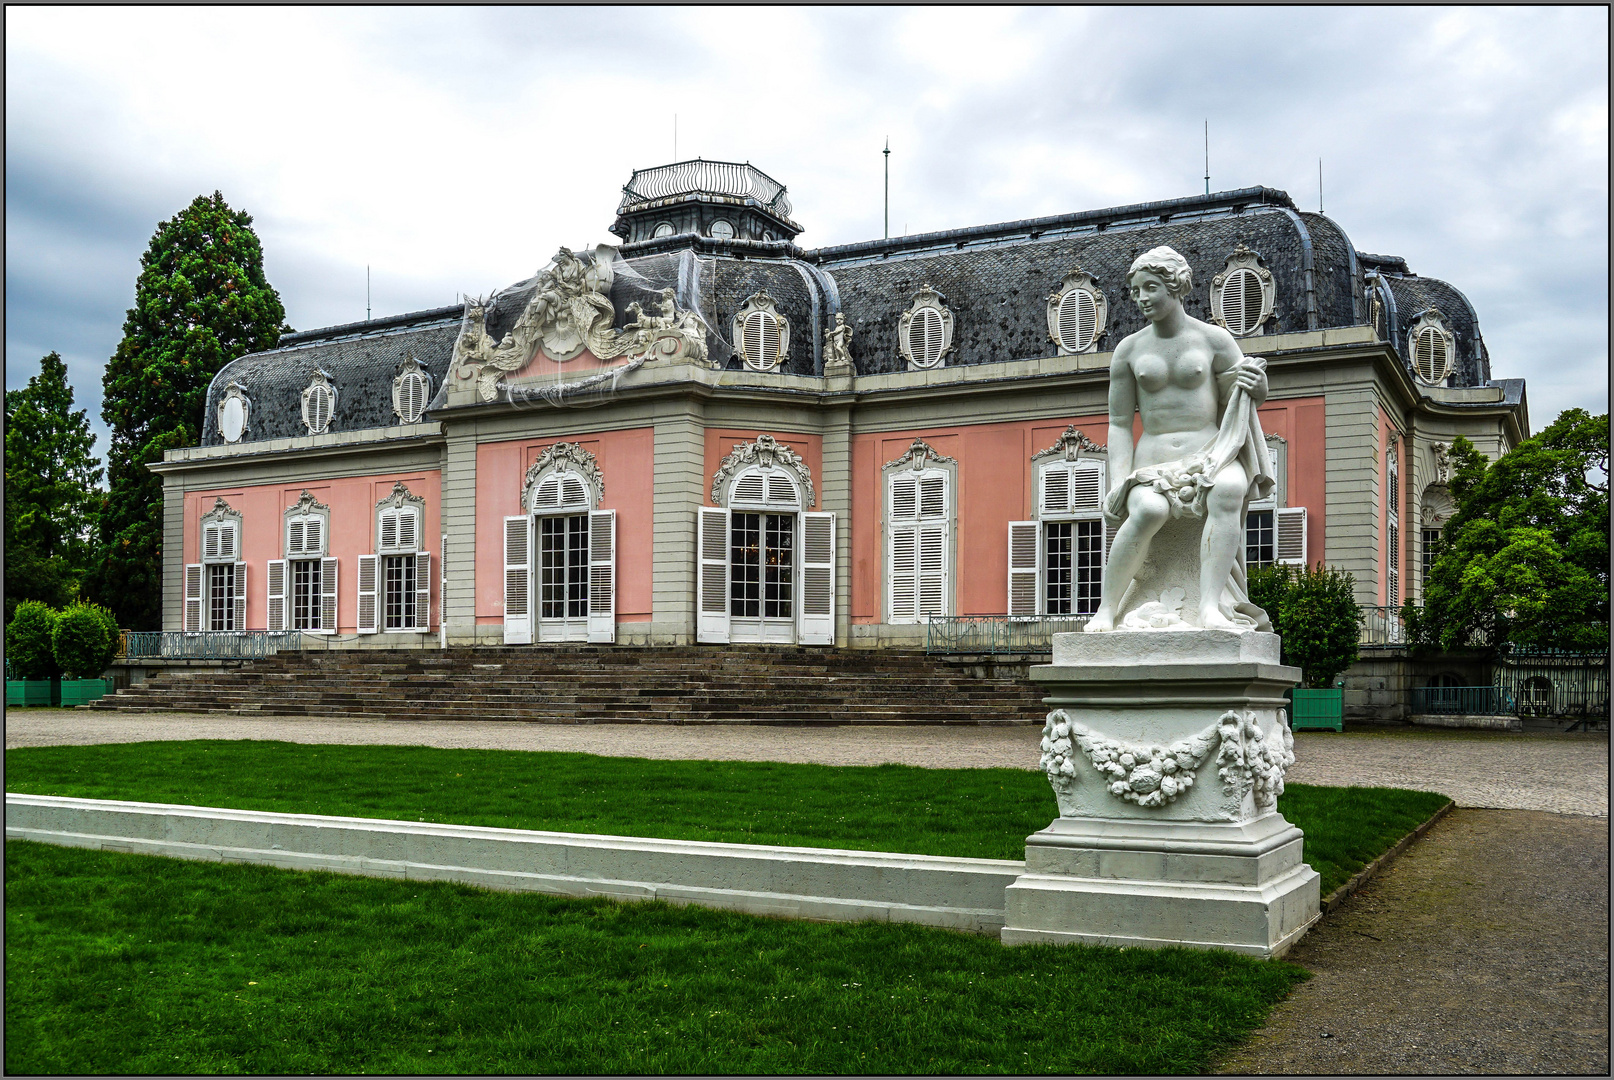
[474,427,656,625]
[1255,395,1328,566]
[185,471,441,632]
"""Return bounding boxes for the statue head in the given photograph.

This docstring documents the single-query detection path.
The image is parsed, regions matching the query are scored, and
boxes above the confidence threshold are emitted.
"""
[1127,246,1193,298]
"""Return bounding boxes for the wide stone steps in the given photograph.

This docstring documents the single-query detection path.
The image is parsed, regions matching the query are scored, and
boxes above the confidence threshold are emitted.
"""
[92,646,1046,724]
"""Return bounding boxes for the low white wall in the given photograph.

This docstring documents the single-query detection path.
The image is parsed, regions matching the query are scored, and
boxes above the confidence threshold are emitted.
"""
[5,795,1022,933]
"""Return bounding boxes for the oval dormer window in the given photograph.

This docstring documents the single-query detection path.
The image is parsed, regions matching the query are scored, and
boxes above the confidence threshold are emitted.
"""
[1414,326,1452,383]
[1056,288,1098,353]
[741,310,782,371]
[301,371,337,436]
[652,222,675,238]
[908,307,945,368]
[1217,267,1265,336]
[709,219,734,240]
[217,382,250,443]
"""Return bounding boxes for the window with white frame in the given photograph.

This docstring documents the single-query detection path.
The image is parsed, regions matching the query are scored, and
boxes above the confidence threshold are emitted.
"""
[1009,450,1106,618]
[358,483,430,633]
[301,370,337,435]
[887,467,950,622]
[1046,270,1107,355]
[270,491,336,634]
[187,498,245,633]
[732,292,790,372]
[1386,447,1400,607]
[503,443,616,646]
[392,356,432,425]
[1245,435,1307,568]
[898,285,954,370]
[1211,245,1276,338]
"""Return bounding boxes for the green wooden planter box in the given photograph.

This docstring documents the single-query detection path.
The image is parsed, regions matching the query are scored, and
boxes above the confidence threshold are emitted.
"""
[6,679,60,707]
[1290,688,1344,732]
[59,678,112,706]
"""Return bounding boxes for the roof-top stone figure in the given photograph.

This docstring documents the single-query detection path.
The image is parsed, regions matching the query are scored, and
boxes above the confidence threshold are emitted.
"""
[1086,245,1275,633]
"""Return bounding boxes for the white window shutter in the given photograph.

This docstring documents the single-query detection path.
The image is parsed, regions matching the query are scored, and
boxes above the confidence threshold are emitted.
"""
[357,554,379,633]
[219,523,237,561]
[267,560,286,632]
[697,506,730,643]
[1008,521,1039,617]
[889,526,917,622]
[381,510,398,550]
[1276,507,1308,565]
[415,551,432,630]
[307,517,323,555]
[203,524,220,561]
[1071,463,1103,512]
[232,562,247,631]
[765,473,797,505]
[588,509,616,643]
[799,511,835,645]
[918,474,946,518]
[288,520,304,556]
[1041,465,1071,516]
[536,475,560,510]
[399,509,417,552]
[321,557,339,633]
[918,523,947,618]
[503,515,531,645]
[184,564,203,632]
[732,473,765,504]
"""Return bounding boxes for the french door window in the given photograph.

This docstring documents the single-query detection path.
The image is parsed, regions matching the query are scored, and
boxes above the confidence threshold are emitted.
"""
[540,514,590,620]
[1044,520,1102,616]
[208,563,237,631]
[383,554,418,630]
[730,511,794,619]
[291,559,323,630]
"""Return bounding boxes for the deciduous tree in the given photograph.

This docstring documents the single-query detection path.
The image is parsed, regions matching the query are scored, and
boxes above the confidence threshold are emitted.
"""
[1408,409,1609,653]
[88,192,288,630]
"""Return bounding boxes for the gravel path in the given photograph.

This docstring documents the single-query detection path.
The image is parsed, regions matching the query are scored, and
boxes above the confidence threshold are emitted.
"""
[6,711,1608,816]
[1216,809,1610,1075]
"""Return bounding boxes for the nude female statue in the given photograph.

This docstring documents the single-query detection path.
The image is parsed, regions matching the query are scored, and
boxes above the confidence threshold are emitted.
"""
[1085,245,1274,633]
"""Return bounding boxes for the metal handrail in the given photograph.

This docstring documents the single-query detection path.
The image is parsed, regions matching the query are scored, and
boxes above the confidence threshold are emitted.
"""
[1359,605,1408,646]
[925,615,1090,655]
[1409,685,1515,716]
[620,160,793,217]
[119,630,304,661]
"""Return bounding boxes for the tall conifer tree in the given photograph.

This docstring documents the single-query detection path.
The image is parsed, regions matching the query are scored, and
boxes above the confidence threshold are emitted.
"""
[4,352,102,620]
[89,192,288,629]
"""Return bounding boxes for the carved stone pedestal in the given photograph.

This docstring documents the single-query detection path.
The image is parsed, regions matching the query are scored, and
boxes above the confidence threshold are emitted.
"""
[1000,629,1320,958]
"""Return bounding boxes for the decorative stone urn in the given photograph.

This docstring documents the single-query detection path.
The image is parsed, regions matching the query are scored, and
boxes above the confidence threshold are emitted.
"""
[1000,629,1320,958]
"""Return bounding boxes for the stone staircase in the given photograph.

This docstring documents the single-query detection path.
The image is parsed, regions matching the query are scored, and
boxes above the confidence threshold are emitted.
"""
[86,646,1050,725]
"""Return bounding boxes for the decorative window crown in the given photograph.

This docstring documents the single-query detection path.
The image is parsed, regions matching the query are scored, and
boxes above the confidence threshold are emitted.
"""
[284,490,331,558]
[375,481,426,553]
[884,438,958,473]
[393,355,433,425]
[301,369,337,434]
[899,284,954,370]
[711,433,815,508]
[1047,270,1107,355]
[1032,426,1106,463]
[523,442,604,512]
[1407,309,1455,385]
[732,291,790,371]
[200,497,243,563]
[1211,245,1276,337]
[217,381,251,443]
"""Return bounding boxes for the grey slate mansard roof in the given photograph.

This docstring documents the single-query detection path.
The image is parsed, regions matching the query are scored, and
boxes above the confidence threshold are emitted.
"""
[201,185,1500,446]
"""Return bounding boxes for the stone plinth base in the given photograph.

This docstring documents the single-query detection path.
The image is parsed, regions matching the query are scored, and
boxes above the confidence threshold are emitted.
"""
[1001,814,1320,957]
[1001,628,1319,958]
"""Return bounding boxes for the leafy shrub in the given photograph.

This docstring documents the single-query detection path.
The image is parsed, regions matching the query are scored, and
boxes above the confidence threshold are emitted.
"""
[51,601,120,680]
[1247,563,1362,688]
[7,600,60,680]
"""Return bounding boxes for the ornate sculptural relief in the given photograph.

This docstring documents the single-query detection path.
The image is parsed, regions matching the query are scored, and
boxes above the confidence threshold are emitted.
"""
[823,311,854,375]
[452,245,709,403]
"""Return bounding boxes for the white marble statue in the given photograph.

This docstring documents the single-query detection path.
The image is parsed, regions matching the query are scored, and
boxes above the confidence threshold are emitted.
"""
[823,311,854,374]
[1086,246,1275,633]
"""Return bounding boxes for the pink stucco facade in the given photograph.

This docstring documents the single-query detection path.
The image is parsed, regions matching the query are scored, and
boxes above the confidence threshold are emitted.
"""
[849,397,1327,621]
[184,471,441,632]
[473,427,656,625]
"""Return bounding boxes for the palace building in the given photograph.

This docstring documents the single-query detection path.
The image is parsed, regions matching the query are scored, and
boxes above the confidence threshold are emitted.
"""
[156,160,1528,649]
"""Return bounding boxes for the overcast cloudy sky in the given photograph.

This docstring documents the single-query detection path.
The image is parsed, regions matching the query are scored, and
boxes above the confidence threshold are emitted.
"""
[6,6,1607,465]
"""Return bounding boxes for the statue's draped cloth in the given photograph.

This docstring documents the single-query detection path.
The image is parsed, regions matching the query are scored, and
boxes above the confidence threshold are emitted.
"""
[1102,357,1276,630]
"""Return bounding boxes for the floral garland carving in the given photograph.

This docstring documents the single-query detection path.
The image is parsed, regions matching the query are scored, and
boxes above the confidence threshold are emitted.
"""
[1040,709,1294,810]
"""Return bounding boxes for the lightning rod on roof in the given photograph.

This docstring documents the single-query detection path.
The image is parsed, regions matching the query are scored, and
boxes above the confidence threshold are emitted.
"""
[1319,158,1324,213]
[1204,120,1210,196]
[367,265,371,322]
[884,138,891,240]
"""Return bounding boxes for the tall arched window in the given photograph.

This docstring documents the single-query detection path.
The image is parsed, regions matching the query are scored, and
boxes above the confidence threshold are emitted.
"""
[503,443,615,646]
[186,498,244,633]
[883,440,956,624]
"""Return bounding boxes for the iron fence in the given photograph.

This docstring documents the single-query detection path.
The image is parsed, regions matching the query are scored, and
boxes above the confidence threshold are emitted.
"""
[1409,685,1514,716]
[1358,605,1408,646]
[1495,649,1610,718]
[619,160,792,217]
[118,630,304,661]
[925,616,1090,655]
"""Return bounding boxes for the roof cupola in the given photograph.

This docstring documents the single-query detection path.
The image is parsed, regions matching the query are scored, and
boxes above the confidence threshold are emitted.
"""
[610,159,803,245]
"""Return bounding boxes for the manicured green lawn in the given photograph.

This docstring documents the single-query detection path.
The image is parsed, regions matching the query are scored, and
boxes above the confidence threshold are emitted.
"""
[5,839,1308,1075]
[3,740,1452,895]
